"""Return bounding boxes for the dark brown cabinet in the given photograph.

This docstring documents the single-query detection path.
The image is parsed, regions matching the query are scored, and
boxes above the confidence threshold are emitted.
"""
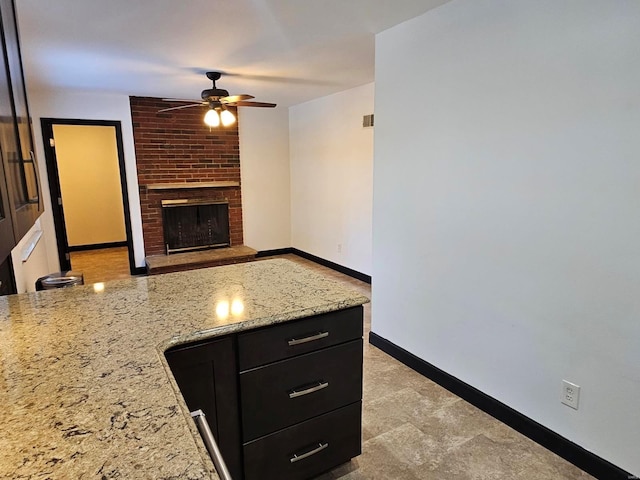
[0,254,16,295]
[0,0,42,269]
[0,149,15,262]
[0,4,15,262]
[166,306,364,480]
[165,336,243,480]
[243,402,362,480]
[239,339,363,442]
[236,307,364,370]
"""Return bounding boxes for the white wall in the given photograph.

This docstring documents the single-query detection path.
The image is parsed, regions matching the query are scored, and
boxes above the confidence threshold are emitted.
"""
[238,107,291,251]
[373,0,640,475]
[28,90,145,268]
[290,83,374,275]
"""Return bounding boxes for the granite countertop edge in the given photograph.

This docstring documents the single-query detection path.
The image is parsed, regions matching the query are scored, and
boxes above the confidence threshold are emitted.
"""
[158,297,367,351]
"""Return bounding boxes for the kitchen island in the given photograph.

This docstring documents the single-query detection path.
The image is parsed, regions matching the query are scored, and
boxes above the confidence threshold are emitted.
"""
[0,258,369,479]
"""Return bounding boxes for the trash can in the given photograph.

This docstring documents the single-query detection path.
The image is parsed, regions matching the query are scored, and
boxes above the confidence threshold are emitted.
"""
[35,271,84,291]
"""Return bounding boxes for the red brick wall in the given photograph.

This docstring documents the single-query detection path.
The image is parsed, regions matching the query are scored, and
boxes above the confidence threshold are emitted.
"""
[130,96,243,256]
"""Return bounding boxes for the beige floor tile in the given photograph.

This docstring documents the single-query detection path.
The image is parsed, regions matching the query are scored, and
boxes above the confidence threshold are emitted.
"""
[369,423,441,469]
[331,433,422,480]
[362,387,462,442]
[362,354,458,409]
[411,398,506,449]
[422,433,539,480]
[481,423,594,479]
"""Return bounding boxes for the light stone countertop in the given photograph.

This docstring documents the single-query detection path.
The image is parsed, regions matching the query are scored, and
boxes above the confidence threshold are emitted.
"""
[0,258,370,479]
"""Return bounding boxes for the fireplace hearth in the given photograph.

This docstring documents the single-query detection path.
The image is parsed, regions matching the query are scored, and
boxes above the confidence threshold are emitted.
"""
[161,199,230,254]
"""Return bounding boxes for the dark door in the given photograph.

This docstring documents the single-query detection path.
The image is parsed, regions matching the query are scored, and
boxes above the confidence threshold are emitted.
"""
[0,139,16,262]
[40,119,136,274]
[0,4,17,262]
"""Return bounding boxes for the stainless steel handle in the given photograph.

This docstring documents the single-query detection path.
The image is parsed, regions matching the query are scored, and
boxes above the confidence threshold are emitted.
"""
[288,381,329,399]
[290,442,329,463]
[287,331,329,346]
[190,409,233,480]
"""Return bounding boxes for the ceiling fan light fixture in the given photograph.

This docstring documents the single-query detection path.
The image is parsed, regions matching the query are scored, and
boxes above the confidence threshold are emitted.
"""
[220,109,236,127]
[158,72,276,120]
[204,108,220,127]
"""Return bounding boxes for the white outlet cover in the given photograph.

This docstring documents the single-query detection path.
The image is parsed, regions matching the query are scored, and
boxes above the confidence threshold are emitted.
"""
[561,380,580,410]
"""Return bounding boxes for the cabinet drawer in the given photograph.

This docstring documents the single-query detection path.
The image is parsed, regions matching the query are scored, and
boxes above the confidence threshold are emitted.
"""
[238,306,363,371]
[240,339,363,441]
[243,401,361,480]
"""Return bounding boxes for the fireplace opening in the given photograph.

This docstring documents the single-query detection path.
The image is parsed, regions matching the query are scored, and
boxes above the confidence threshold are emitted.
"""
[161,199,230,254]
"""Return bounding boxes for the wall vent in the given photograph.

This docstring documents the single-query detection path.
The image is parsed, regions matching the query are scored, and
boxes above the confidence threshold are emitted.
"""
[363,114,374,128]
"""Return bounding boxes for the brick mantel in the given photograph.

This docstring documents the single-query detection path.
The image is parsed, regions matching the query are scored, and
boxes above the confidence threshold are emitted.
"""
[145,181,240,190]
[130,96,244,256]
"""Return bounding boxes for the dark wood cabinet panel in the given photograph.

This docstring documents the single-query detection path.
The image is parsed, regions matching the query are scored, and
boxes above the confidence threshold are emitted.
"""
[0,0,42,242]
[240,339,363,441]
[237,306,363,371]
[0,5,15,261]
[243,402,362,480]
[165,337,243,480]
[0,254,16,295]
[0,154,15,261]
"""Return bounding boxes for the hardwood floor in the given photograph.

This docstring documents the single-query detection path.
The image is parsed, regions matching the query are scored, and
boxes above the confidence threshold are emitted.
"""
[69,247,132,284]
[65,251,594,479]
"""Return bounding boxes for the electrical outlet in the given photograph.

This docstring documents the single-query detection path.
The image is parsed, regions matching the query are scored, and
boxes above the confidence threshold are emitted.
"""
[337,243,342,253]
[561,380,580,410]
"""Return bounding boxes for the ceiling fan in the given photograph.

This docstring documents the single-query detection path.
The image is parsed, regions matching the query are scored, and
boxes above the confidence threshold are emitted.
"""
[159,71,276,127]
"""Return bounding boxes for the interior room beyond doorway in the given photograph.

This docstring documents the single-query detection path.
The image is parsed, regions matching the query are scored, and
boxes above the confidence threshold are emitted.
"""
[52,124,127,250]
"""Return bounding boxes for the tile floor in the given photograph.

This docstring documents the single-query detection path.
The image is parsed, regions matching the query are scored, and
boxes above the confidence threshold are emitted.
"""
[73,250,594,479]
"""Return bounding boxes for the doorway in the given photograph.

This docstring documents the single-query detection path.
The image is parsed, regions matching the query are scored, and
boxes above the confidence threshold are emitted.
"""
[41,118,136,278]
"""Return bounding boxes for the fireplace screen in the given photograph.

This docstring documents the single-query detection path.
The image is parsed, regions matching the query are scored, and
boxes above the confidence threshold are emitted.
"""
[162,200,230,254]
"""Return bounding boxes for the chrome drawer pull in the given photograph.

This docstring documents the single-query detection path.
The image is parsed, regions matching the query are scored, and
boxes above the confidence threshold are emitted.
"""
[289,381,329,399]
[289,442,329,463]
[287,331,329,346]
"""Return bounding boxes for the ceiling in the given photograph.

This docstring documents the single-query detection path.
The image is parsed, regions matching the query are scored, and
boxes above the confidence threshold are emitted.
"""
[15,0,450,107]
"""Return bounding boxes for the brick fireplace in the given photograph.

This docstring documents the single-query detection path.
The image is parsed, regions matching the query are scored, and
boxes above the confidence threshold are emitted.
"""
[130,96,244,257]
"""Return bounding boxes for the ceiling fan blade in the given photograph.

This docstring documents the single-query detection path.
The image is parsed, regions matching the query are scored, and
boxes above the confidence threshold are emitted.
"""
[161,98,204,103]
[221,94,255,103]
[229,101,277,108]
[158,103,204,113]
